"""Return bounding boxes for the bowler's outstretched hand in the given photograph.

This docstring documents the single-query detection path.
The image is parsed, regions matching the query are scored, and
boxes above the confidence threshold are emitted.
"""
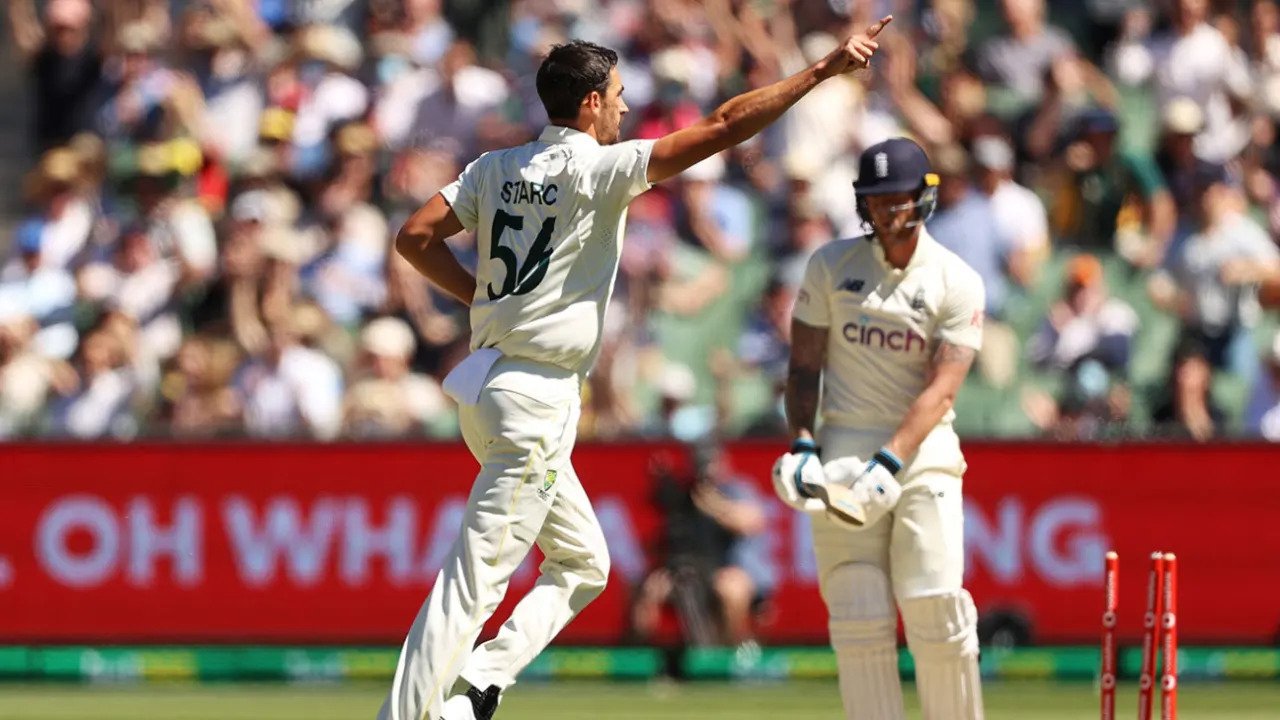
[817,15,893,79]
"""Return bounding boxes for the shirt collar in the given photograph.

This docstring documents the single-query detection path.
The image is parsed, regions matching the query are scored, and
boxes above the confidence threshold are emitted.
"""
[538,125,600,147]
[870,228,935,274]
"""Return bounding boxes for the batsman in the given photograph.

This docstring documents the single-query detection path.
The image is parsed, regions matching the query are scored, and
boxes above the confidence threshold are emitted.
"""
[773,137,986,719]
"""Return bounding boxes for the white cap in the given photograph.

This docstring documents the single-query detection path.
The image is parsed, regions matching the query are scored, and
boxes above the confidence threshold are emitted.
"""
[972,136,1014,172]
[230,190,270,223]
[299,25,363,72]
[361,317,416,358]
[651,47,692,86]
[1163,97,1205,135]
[657,362,697,401]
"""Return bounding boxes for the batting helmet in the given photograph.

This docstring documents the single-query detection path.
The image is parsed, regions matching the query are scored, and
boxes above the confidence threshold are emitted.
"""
[853,137,940,233]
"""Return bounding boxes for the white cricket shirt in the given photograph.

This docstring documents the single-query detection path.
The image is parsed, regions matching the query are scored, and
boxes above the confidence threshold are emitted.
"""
[440,126,654,375]
[792,229,985,430]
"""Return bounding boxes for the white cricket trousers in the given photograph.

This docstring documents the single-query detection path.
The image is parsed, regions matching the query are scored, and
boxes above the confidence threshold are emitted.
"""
[378,357,610,720]
[814,423,983,720]
[813,424,967,599]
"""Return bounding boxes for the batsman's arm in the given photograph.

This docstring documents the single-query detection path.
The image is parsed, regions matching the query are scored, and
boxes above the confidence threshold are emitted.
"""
[881,341,976,460]
[394,193,476,307]
[645,15,892,184]
[785,319,829,443]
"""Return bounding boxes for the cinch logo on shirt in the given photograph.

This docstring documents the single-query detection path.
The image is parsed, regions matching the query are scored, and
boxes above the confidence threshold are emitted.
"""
[842,315,927,353]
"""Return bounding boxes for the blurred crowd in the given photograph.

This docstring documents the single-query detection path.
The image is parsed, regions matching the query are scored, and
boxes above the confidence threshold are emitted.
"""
[3,0,1280,442]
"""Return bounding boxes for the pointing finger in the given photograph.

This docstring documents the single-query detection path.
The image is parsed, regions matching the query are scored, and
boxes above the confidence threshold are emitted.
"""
[866,14,893,38]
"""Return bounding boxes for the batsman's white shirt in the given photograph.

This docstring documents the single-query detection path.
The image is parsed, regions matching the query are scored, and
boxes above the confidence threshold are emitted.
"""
[380,126,654,720]
[441,125,655,374]
[792,227,985,434]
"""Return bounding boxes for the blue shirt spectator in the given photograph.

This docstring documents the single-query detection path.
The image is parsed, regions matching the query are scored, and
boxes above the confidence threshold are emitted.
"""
[927,171,1011,317]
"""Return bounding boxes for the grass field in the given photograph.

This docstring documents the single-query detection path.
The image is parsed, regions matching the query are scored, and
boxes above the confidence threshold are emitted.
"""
[1,680,1279,719]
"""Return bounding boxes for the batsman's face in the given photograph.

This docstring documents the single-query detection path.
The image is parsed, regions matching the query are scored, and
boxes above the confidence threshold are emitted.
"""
[592,68,628,145]
[863,191,917,240]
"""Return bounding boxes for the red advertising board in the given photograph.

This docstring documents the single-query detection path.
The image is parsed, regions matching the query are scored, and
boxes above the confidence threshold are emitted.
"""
[1,442,1277,645]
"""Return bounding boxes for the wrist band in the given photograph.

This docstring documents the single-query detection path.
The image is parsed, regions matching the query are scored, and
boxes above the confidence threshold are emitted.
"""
[791,437,818,455]
[872,448,903,476]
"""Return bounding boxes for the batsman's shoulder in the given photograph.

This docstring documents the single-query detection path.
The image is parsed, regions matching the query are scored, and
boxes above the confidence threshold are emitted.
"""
[935,243,985,291]
[812,234,872,267]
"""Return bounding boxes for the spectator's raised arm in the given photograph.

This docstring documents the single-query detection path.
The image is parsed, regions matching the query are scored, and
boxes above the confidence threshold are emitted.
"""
[646,16,893,184]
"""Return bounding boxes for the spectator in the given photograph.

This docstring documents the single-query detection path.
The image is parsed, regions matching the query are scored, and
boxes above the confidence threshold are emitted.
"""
[301,126,391,328]
[47,320,141,439]
[96,22,202,142]
[1152,337,1223,441]
[773,195,834,288]
[976,0,1077,114]
[639,361,704,441]
[11,148,95,274]
[1148,163,1280,380]
[288,25,369,178]
[735,277,793,437]
[159,335,243,438]
[1051,108,1177,269]
[1249,0,1280,119]
[1023,50,1119,162]
[182,6,265,169]
[225,223,304,357]
[737,276,793,384]
[342,316,448,438]
[9,0,102,152]
[1247,334,1280,440]
[0,220,77,339]
[234,305,343,440]
[882,33,982,149]
[0,313,71,437]
[780,32,867,177]
[631,445,773,648]
[1113,0,1252,163]
[382,247,465,378]
[1029,254,1138,375]
[927,145,1010,318]
[1156,97,1209,212]
[927,144,1021,388]
[674,154,756,263]
[382,39,508,156]
[401,0,456,68]
[126,143,219,285]
[76,222,182,360]
[972,134,1049,288]
[1024,254,1138,440]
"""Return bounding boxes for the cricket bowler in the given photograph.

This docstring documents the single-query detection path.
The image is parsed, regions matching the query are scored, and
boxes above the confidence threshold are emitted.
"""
[381,16,893,720]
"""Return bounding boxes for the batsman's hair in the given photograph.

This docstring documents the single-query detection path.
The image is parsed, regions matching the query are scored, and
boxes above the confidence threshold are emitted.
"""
[536,40,618,121]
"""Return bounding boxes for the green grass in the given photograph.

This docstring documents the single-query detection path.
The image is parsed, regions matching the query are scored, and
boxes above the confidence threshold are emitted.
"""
[1,680,1278,719]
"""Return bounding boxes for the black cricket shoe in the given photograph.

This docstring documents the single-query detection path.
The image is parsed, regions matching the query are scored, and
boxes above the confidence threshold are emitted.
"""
[465,684,500,720]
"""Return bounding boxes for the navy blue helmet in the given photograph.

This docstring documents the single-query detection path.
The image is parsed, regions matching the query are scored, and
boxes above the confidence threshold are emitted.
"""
[853,137,939,232]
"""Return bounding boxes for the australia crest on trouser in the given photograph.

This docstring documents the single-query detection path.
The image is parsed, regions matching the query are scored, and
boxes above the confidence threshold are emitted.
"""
[536,469,558,502]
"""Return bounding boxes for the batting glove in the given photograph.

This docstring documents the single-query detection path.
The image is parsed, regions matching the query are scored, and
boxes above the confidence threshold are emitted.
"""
[823,448,904,530]
[771,438,827,513]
